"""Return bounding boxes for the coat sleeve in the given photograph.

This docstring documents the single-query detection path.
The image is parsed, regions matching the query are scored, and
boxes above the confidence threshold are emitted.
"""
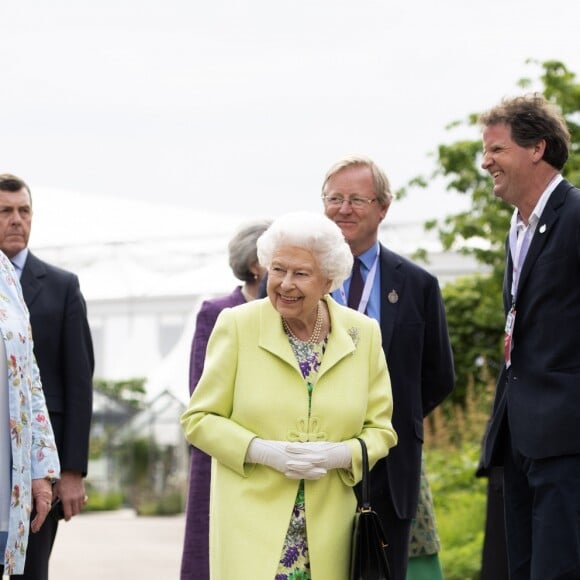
[30,353,61,480]
[60,274,94,474]
[181,308,256,475]
[420,276,455,416]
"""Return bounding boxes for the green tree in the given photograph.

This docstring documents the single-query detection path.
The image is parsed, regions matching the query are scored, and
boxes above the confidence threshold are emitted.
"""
[403,59,580,402]
[94,377,147,409]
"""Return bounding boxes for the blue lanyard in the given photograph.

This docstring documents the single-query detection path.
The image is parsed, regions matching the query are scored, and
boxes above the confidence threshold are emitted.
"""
[338,253,379,313]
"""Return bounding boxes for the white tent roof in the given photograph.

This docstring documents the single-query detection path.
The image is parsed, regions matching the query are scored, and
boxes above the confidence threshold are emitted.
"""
[28,186,448,303]
[29,187,258,301]
[30,187,247,246]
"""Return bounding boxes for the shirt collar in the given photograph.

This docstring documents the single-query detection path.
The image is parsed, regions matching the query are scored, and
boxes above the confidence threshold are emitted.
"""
[356,242,379,271]
[511,173,563,230]
[9,248,28,272]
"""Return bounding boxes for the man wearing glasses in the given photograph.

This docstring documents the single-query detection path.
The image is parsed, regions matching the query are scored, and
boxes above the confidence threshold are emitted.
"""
[322,156,455,580]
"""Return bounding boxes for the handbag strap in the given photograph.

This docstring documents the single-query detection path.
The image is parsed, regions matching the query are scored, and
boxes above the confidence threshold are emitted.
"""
[357,438,371,510]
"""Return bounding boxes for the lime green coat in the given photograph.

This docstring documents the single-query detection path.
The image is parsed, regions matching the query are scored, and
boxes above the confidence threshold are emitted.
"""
[181,296,397,580]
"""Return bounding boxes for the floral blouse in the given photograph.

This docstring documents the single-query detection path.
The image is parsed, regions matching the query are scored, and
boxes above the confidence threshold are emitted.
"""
[0,252,60,575]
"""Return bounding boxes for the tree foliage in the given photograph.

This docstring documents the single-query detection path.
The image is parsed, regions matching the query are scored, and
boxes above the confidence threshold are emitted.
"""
[404,60,580,401]
[94,377,147,409]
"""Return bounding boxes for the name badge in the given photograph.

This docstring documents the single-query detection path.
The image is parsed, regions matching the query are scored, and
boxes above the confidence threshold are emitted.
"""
[504,307,516,366]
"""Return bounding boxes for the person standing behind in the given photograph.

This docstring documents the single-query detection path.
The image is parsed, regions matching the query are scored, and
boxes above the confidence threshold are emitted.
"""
[479,94,580,580]
[0,251,60,576]
[406,456,444,580]
[180,219,271,580]
[321,155,455,580]
[0,174,94,580]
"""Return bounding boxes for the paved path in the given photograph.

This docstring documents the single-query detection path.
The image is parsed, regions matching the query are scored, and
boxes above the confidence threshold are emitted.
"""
[50,509,185,579]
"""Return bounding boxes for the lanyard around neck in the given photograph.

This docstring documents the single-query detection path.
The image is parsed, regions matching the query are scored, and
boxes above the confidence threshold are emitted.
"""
[338,252,379,313]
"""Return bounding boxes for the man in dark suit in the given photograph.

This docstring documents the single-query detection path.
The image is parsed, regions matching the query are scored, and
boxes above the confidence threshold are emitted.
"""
[479,94,580,579]
[0,174,94,580]
[321,156,455,580]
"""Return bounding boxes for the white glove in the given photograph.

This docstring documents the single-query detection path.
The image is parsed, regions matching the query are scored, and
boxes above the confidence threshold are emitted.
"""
[288,442,352,470]
[246,438,292,473]
[245,439,328,480]
[285,443,327,480]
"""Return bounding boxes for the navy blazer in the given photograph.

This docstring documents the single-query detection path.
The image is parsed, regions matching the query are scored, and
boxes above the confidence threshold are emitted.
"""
[483,179,580,467]
[20,251,94,475]
[370,244,455,519]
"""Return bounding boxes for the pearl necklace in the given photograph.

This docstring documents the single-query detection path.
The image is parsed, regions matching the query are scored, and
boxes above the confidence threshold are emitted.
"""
[282,303,323,345]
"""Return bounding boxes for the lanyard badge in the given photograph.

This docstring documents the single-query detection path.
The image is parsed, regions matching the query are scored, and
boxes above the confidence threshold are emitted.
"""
[504,306,516,366]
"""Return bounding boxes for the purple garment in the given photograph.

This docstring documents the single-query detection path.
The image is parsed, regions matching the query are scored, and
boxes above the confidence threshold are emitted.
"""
[180,287,246,580]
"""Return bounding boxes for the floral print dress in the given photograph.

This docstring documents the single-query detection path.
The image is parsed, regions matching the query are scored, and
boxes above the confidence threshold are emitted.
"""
[275,335,327,580]
[0,254,60,574]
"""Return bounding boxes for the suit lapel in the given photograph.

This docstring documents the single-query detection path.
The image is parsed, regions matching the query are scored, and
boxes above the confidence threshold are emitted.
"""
[516,180,570,300]
[19,252,45,308]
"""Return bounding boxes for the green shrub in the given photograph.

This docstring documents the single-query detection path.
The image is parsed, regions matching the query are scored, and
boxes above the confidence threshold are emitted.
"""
[440,531,484,580]
[84,489,124,512]
[136,492,184,516]
[425,444,487,579]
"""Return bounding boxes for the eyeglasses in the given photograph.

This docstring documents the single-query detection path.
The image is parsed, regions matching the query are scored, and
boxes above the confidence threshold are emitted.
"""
[321,194,377,208]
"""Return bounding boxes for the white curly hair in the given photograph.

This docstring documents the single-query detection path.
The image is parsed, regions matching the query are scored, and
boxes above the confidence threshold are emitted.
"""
[256,211,353,292]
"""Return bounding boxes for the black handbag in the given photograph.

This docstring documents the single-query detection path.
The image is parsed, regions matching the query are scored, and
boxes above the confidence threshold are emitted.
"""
[350,438,392,580]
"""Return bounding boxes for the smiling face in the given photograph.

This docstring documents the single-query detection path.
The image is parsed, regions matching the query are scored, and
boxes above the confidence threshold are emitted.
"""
[266,245,331,326]
[481,122,542,209]
[322,164,388,257]
[0,187,32,259]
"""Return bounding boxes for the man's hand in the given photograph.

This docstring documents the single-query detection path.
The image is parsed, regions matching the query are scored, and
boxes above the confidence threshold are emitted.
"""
[54,470,87,521]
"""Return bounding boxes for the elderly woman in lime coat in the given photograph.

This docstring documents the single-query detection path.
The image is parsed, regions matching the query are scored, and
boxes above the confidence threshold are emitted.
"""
[181,211,397,580]
[0,253,60,575]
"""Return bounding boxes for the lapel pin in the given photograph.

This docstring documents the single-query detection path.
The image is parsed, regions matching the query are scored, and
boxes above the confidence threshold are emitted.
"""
[539,224,547,234]
[387,289,399,304]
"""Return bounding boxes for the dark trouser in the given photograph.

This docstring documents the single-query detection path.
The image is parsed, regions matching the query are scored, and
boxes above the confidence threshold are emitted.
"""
[12,512,59,580]
[480,466,509,580]
[374,499,412,580]
[504,440,580,580]
[358,458,413,580]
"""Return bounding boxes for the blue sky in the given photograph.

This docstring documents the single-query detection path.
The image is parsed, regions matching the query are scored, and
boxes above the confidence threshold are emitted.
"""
[2,0,579,224]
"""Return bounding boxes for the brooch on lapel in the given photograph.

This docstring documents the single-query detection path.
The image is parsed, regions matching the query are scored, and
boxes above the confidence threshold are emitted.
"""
[387,289,399,304]
[539,224,547,234]
[347,327,359,347]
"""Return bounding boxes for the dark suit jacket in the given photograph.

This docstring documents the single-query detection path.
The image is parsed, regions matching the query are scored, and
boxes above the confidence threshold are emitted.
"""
[370,244,454,519]
[20,251,94,475]
[483,179,580,467]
